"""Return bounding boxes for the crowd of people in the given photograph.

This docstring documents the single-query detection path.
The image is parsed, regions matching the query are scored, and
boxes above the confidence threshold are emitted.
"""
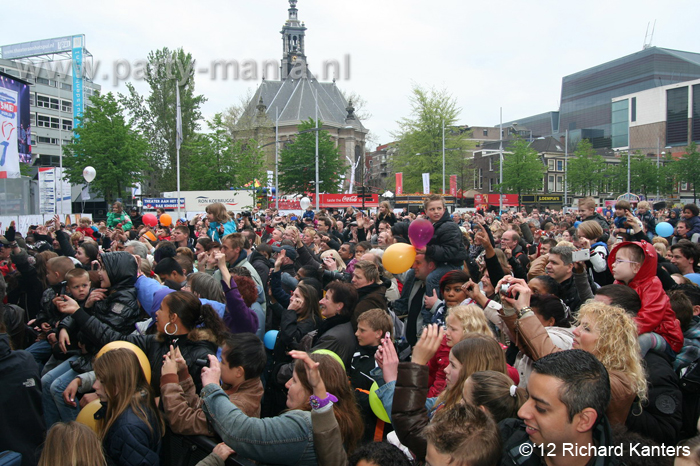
[3,195,700,465]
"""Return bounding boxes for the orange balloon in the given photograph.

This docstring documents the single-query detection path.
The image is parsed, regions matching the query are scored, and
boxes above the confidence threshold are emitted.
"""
[76,399,102,433]
[382,243,416,274]
[96,341,151,384]
[159,213,172,226]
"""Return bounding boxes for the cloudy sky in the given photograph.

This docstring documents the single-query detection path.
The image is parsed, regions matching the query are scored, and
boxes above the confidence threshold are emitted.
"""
[6,0,699,147]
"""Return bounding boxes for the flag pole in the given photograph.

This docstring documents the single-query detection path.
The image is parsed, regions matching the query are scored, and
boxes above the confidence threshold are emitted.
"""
[176,84,182,218]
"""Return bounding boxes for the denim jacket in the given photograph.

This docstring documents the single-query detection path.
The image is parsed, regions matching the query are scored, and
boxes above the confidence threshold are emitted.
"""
[201,384,317,465]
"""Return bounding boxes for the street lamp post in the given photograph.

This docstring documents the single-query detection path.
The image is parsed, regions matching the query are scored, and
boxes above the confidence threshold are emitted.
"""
[442,119,446,194]
[499,107,503,213]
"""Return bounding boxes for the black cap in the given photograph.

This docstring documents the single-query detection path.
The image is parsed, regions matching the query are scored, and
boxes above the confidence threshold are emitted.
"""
[271,245,298,261]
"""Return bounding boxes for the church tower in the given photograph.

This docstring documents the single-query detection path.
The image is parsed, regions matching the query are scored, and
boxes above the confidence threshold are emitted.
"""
[280,0,308,79]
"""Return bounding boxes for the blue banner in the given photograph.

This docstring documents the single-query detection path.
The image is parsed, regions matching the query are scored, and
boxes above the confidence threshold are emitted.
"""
[143,198,185,209]
[72,36,84,133]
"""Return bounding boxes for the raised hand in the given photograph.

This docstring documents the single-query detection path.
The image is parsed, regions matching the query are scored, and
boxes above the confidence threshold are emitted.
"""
[411,324,444,365]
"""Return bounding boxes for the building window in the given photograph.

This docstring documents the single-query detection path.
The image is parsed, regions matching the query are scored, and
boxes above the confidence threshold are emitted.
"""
[489,157,493,172]
[682,182,689,191]
[611,99,629,148]
[488,178,494,192]
[62,119,72,131]
[556,176,563,192]
[37,115,60,129]
[548,175,555,192]
[60,82,72,91]
[631,97,637,123]
[61,100,72,112]
[37,136,59,145]
[548,159,555,171]
[556,160,563,172]
[483,129,488,137]
[36,77,50,85]
[477,168,483,190]
[667,87,689,146]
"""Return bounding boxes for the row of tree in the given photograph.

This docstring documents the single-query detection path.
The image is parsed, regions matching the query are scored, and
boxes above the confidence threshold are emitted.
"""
[499,138,700,202]
[389,85,700,202]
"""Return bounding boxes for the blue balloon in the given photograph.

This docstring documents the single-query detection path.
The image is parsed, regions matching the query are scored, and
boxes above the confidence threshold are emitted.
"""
[263,330,279,350]
[656,222,674,237]
[573,221,582,228]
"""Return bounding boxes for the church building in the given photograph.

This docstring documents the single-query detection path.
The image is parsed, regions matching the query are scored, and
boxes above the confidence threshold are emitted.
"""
[240,0,369,193]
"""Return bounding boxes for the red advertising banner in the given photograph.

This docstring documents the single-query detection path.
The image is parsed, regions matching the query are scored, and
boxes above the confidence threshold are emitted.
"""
[474,194,520,207]
[321,193,379,208]
[396,173,403,196]
[449,175,457,196]
[276,194,379,210]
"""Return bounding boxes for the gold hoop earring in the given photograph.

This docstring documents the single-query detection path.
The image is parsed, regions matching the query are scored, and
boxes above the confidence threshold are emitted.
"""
[164,322,178,335]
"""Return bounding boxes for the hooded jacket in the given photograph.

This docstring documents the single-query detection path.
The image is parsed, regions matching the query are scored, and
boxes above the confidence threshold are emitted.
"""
[426,210,468,266]
[608,241,684,353]
[61,252,143,373]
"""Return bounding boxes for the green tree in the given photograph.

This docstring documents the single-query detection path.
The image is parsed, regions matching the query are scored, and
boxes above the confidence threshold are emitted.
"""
[630,152,659,198]
[62,92,149,203]
[567,139,607,196]
[186,114,265,190]
[392,86,467,193]
[495,137,545,207]
[675,142,700,203]
[278,118,344,195]
[120,47,206,193]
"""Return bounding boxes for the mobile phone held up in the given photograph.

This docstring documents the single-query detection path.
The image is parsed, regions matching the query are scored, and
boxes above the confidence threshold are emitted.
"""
[572,249,590,262]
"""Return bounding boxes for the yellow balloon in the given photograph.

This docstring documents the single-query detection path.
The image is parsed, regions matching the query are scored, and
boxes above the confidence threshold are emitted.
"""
[312,349,345,370]
[382,243,417,274]
[76,399,103,433]
[368,382,391,424]
[96,341,152,384]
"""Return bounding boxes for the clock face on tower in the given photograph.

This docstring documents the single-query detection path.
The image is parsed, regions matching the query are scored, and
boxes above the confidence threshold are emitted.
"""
[292,55,297,62]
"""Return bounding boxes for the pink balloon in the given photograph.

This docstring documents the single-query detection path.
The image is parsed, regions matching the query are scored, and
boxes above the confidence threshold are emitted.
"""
[143,213,158,227]
[408,218,434,249]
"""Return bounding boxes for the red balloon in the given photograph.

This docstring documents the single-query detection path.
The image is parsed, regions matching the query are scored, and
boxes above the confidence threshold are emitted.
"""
[408,218,434,249]
[143,213,158,227]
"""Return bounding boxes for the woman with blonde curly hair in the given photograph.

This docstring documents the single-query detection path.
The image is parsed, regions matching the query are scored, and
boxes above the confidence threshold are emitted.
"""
[498,277,647,426]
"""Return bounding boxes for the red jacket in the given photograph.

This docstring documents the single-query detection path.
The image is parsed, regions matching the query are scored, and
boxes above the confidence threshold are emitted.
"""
[608,241,684,353]
[77,226,95,239]
[427,337,450,398]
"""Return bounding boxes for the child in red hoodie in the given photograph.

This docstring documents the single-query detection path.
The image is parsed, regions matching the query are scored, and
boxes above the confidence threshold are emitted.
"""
[608,241,683,355]
[76,217,95,240]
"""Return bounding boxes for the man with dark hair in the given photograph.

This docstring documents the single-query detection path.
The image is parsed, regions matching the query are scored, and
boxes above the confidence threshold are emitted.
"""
[213,233,265,313]
[546,245,582,314]
[501,350,616,466]
[393,253,436,346]
[170,224,194,252]
[594,284,642,314]
[154,257,187,287]
[671,240,700,275]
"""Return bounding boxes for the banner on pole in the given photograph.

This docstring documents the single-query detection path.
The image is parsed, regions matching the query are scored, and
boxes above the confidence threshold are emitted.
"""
[395,173,403,196]
[422,173,430,194]
[449,175,457,196]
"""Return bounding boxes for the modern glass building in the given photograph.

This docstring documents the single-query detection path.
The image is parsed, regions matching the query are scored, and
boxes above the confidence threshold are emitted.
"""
[504,47,700,148]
